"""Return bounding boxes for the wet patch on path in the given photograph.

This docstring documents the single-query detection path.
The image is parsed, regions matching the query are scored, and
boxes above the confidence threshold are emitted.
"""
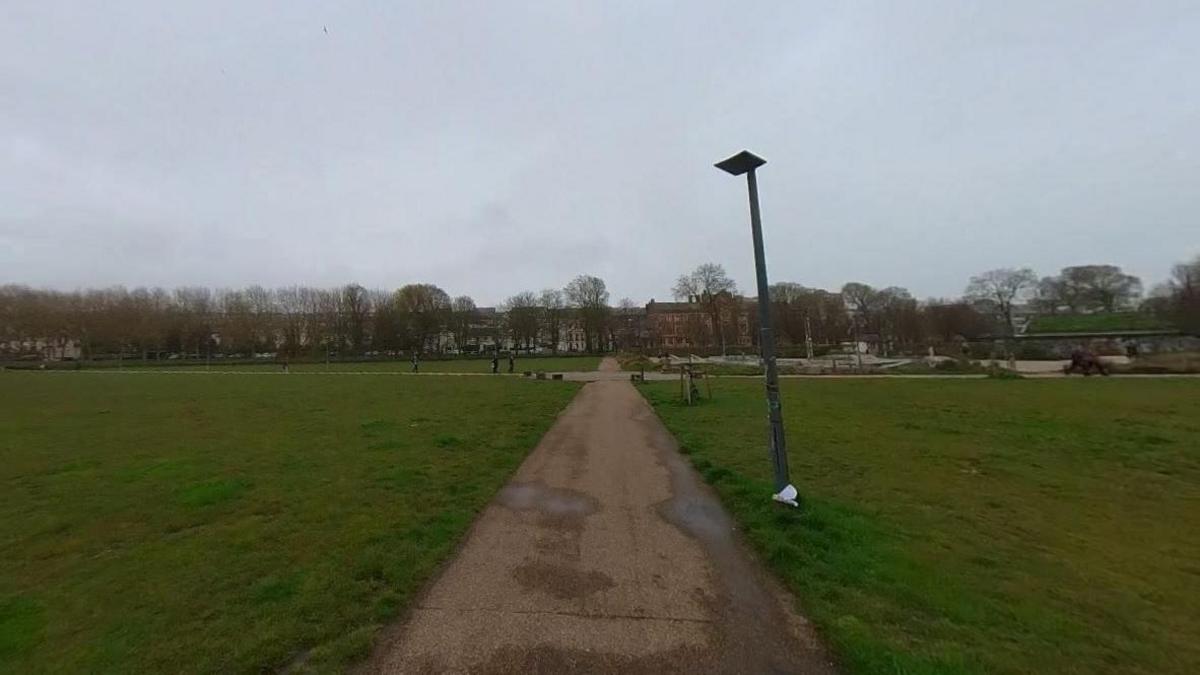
[512,560,616,599]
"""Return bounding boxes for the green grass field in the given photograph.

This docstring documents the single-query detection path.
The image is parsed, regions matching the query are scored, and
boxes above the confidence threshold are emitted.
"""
[82,356,601,374]
[642,379,1200,675]
[0,373,579,673]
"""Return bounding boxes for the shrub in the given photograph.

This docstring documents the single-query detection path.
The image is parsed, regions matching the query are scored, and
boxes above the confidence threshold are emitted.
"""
[986,365,1024,379]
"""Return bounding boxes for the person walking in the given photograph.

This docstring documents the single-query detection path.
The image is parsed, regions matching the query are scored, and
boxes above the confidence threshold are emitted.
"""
[491,353,499,374]
[508,351,515,373]
[411,353,419,373]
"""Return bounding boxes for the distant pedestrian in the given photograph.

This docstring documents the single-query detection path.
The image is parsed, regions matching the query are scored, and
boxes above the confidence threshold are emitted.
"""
[491,354,499,374]
[411,353,419,373]
[508,352,515,373]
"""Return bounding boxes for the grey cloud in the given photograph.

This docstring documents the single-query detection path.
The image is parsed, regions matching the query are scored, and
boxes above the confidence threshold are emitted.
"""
[2,1,1197,303]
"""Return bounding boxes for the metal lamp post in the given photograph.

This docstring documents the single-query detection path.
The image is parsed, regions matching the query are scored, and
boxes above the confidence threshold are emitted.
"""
[714,150,798,507]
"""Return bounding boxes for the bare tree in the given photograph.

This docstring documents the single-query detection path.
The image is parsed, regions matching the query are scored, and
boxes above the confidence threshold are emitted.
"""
[217,288,255,355]
[871,287,915,353]
[840,281,883,349]
[1060,265,1142,312]
[673,263,738,351]
[672,263,737,300]
[358,288,389,352]
[840,282,877,315]
[315,287,344,355]
[564,275,610,352]
[395,284,451,353]
[965,268,1037,335]
[1033,276,1065,315]
[276,286,308,357]
[448,296,477,353]
[342,284,371,354]
[609,297,643,351]
[502,291,541,352]
[173,287,216,357]
[128,287,170,359]
[922,300,992,342]
[1153,255,1200,333]
[538,289,566,354]
[838,284,919,353]
[771,283,850,348]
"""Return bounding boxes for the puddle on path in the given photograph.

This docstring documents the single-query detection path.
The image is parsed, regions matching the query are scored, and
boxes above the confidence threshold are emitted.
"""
[651,420,836,674]
[497,482,598,518]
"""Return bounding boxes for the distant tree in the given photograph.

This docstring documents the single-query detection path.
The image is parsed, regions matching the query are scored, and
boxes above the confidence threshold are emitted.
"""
[1053,271,1090,313]
[922,301,992,342]
[129,287,170,359]
[768,281,808,345]
[173,287,216,357]
[1057,265,1141,312]
[876,287,920,353]
[840,282,879,318]
[672,263,737,300]
[611,297,642,351]
[1033,276,1065,315]
[964,268,1037,335]
[768,282,807,305]
[342,284,371,353]
[249,286,277,353]
[315,288,344,355]
[217,289,255,355]
[503,291,541,351]
[837,284,919,354]
[769,283,848,347]
[448,296,477,353]
[538,289,566,353]
[840,281,883,347]
[395,284,451,353]
[367,290,402,354]
[564,275,610,352]
[1154,255,1200,334]
[674,263,739,351]
[276,286,309,357]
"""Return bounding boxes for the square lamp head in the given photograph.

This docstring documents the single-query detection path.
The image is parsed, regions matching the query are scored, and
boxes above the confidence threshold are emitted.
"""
[714,150,766,176]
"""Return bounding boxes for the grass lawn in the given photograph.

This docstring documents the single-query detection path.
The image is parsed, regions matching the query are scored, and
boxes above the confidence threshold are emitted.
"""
[642,379,1200,675]
[79,356,601,374]
[0,373,579,673]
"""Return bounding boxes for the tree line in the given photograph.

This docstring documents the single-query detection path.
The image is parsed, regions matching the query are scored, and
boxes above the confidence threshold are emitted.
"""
[962,258,1198,335]
[0,275,617,360]
[674,255,1198,354]
[666,263,993,353]
[3,255,1196,360]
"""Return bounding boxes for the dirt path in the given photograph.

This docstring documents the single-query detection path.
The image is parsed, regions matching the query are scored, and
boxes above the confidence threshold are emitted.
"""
[364,363,834,673]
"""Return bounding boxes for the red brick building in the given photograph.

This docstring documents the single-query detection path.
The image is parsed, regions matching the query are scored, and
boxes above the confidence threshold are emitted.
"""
[644,294,752,351]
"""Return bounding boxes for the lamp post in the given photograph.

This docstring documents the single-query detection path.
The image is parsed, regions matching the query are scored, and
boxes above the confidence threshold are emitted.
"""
[714,150,797,507]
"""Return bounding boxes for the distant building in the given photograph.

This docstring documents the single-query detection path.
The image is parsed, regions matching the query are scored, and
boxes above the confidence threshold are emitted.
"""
[645,294,752,351]
[1,337,82,361]
[437,308,597,354]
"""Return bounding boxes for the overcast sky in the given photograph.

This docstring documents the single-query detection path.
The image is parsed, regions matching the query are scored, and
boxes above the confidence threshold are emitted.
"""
[3,2,1197,305]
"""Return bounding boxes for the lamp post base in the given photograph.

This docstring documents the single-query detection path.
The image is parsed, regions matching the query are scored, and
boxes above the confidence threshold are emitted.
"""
[772,484,799,508]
